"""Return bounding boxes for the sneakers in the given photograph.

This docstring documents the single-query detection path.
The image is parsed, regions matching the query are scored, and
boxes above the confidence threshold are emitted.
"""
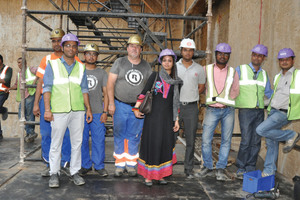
[283,133,300,153]
[114,168,125,177]
[262,171,274,177]
[25,133,38,143]
[49,174,59,188]
[41,166,50,177]
[236,168,246,180]
[158,179,168,185]
[2,107,8,120]
[71,173,85,186]
[61,166,71,177]
[79,167,92,176]
[216,169,227,181]
[186,174,194,179]
[194,166,214,178]
[96,168,108,177]
[126,166,137,177]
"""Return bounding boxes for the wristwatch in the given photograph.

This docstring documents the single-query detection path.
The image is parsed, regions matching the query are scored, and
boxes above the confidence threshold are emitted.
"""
[103,111,108,114]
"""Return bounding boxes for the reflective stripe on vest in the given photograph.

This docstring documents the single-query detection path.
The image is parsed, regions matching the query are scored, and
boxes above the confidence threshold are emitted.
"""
[205,64,235,106]
[16,68,37,102]
[37,55,51,76]
[0,65,9,91]
[235,64,267,108]
[268,69,300,120]
[50,59,85,113]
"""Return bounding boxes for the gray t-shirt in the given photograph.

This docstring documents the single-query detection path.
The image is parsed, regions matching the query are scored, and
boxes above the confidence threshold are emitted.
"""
[110,56,152,103]
[86,67,108,114]
[177,59,206,102]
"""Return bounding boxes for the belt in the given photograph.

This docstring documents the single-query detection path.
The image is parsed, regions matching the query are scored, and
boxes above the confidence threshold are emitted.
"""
[181,101,197,106]
[272,107,288,113]
[208,105,227,109]
[115,97,135,107]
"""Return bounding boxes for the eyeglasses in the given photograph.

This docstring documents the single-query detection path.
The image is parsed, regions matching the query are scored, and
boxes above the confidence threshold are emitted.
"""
[85,52,98,57]
[216,52,230,57]
[64,44,78,49]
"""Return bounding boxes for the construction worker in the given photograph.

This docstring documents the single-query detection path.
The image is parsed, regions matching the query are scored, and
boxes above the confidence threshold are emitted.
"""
[79,43,109,177]
[195,43,239,181]
[43,33,92,188]
[256,48,300,177]
[8,57,38,143]
[234,44,273,179]
[107,34,152,177]
[0,54,12,140]
[177,38,206,178]
[33,28,81,177]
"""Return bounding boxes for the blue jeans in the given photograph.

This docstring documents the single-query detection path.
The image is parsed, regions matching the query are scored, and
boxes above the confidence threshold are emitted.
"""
[202,106,235,169]
[18,94,35,135]
[81,113,106,170]
[236,108,263,172]
[256,108,297,175]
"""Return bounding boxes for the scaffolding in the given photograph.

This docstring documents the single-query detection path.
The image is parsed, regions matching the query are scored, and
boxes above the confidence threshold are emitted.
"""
[19,0,213,163]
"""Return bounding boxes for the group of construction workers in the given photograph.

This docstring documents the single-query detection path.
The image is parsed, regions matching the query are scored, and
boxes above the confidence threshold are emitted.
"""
[1,27,299,188]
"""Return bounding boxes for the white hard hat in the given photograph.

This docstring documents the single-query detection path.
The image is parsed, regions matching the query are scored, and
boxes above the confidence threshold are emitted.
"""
[179,38,196,49]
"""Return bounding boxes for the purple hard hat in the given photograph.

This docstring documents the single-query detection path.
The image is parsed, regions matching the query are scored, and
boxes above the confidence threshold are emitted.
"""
[277,48,295,59]
[215,43,231,53]
[60,33,80,46]
[158,49,177,64]
[252,44,268,57]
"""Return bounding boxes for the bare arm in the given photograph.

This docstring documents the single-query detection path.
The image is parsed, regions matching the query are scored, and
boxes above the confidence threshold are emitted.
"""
[33,78,42,116]
[106,72,118,116]
[83,93,93,123]
[100,86,108,123]
[198,83,205,94]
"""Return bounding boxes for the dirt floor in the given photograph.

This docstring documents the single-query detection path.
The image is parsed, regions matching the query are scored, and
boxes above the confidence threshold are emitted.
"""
[0,137,295,200]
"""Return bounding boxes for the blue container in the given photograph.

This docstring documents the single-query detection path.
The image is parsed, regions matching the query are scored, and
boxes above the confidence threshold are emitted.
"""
[242,170,275,193]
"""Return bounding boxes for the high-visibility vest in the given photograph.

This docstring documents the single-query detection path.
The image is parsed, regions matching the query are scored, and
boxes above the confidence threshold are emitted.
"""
[268,69,300,120]
[235,64,267,108]
[49,59,85,113]
[0,65,9,92]
[205,64,235,106]
[16,68,37,102]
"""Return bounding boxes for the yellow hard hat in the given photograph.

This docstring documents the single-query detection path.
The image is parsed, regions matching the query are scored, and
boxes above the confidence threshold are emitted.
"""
[84,43,99,53]
[128,34,142,46]
[50,28,65,39]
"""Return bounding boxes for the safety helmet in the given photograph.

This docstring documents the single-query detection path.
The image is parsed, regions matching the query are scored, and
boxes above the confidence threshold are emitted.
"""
[84,43,99,53]
[158,49,177,64]
[128,35,142,46]
[50,28,65,39]
[60,33,80,46]
[179,38,196,49]
[215,43,231,53]
[252,44,268,57]
[277,48,295,59]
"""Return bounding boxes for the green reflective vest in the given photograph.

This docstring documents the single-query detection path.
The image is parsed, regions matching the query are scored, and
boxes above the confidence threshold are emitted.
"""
[267,69,300,120]
[50,59,85,113]
[205,64,235,106]
[16,67,36,102]
[235,64,267,108]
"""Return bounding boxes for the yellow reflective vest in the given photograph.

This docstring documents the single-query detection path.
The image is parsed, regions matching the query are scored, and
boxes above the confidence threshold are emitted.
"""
[16,67,36,102]
[205,64,235,106]
[49,59,85,113]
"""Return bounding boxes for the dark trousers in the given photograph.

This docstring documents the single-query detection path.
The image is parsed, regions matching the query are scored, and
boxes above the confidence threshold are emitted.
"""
[236,108,264,172]
[180,103,199,174]
[0,93,9,134]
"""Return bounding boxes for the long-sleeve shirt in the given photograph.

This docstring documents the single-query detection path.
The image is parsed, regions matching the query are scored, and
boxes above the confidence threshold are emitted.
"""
[43,56,88,94]
[204,63,240,107]
[236,62,273,99]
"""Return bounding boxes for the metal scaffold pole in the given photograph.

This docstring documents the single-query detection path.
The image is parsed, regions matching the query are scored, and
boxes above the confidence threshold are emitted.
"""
[206,0,212,64]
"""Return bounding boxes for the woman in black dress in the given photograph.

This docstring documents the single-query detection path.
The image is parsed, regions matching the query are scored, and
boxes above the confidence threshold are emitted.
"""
[133,49,182,186]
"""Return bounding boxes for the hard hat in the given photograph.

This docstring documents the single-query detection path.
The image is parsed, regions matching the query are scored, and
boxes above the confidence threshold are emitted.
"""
[50,28,65,39]
[60,33,80,46]
[252,44,268,57]
[179,38,196,49]
[277,48,295,59]
[84,43,99,53]
[215,43,231,53]
[128,35,142,46]
[158,49,177,64]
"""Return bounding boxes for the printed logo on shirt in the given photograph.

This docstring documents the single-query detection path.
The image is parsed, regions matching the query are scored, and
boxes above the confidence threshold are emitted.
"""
[87,74,98,91]
[125,69,144,86]
[195,72,198,77]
